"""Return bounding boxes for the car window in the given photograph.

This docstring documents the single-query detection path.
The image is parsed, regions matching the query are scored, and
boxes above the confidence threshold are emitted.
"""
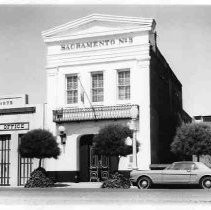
[174,163,187,170]
[165,163,180,170]
[165,165,173,170]
[179,163,193,170]
[166,163,194,170]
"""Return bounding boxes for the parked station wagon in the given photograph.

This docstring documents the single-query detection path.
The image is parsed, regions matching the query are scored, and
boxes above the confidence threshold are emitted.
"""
[130,161,211,189]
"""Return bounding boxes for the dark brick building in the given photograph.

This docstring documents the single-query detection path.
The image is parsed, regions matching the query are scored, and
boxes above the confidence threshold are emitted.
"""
[150,44,192,165]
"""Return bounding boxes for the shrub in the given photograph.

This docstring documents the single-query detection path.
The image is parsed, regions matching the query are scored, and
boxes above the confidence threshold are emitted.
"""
[19,129,60,168]
[25,167,54,188]
[171,122,211,161]
[93,124,140,172]
[101,172,131,189]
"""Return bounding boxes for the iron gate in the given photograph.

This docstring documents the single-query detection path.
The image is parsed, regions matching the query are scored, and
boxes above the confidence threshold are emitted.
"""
[18,135,33,186]
[89,147,109,182]
[0,135,10,186]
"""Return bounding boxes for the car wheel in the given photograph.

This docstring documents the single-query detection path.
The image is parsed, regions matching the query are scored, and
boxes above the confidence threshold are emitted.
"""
[137,177,151,189]
[200,177,211,189]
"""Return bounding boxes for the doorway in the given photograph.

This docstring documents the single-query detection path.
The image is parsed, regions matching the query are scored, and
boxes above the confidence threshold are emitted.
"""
[18,134,33,186]
[0,135,11,186]
[79,134,109,182]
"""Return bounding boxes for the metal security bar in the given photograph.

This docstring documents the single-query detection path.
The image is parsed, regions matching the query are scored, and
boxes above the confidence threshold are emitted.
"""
[53,104,138,122]
[0,135,10,186]
[18,135,33,186]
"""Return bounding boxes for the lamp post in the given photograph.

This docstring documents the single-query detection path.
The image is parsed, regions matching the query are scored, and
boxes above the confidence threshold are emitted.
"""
[130,105,139,170]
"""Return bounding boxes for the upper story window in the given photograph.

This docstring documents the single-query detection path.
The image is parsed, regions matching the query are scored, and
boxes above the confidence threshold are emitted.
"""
[91,72,104,102]
[118,69,130,100]
[66,75,78,104]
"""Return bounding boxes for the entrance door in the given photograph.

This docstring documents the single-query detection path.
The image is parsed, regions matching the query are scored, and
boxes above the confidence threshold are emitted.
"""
[89,147,109,182]
[18,134,33,186]
[0,135,10,186]
[79,134,110,182]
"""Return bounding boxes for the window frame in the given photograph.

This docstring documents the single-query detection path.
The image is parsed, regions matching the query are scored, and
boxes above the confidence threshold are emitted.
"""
[117,68,131,101]
[91,71,104,103]
[66,74,79,105]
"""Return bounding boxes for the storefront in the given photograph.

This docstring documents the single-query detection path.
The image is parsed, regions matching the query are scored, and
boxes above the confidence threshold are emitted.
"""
[0,94,45,186]
[42,14,189,182]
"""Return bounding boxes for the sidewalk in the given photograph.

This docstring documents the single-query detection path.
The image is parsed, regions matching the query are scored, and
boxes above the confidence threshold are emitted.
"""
[55,182,103,188]
[54,182,136,189]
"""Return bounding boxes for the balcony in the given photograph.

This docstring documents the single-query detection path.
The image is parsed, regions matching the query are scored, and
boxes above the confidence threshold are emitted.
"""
[53,104,138,123]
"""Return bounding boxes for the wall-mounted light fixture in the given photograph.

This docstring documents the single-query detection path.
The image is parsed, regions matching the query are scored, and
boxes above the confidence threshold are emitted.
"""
[58,125,66,145]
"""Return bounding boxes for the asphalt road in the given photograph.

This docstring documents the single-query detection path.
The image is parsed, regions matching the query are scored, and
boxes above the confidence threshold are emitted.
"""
[0,186,211,206]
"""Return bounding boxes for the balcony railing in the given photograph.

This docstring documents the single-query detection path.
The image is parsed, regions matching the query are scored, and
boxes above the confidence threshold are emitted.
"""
[53,104,138,122]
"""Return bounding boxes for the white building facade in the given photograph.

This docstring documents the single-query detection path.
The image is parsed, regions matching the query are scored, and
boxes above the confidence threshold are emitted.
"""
[42,14,156,182]
[0,94,45,186]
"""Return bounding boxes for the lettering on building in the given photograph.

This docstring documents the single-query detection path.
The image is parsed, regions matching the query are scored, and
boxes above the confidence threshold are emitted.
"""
[0,122,29,131]
[0,95,27,107]
[61,37,133,51]
[0,100,13,106]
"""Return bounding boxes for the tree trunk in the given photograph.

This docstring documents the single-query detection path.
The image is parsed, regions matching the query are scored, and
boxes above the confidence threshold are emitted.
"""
[110,156,120,173]
[39,158,42,168]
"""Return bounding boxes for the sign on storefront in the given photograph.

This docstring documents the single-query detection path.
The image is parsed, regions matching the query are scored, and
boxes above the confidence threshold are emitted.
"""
[0,122,29,131]
[61,37,133,51]
[0,94,28,108]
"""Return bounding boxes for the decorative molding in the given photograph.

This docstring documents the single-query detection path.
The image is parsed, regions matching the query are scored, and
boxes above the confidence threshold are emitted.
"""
[43,27,152,43]
[46,46,150,68]
[48,43,149,57]
[46,55,148,69]
[42,13,155,39]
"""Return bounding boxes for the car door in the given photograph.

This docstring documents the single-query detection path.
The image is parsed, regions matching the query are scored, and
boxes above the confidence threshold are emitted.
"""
[189,162,211,184]
[161,163,192,184]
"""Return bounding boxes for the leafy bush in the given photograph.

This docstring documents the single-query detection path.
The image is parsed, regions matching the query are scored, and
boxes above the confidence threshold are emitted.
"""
[93,124,140,172]
[19,129,60,168]
[93,124,133,157]
[25,167,54,188]
[171,122,211,161]
[101,172,131,189]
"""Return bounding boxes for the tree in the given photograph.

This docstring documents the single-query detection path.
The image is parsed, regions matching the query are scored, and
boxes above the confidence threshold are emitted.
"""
[93,124,140,170]
[171,122,211,161]
[19,129,61,168]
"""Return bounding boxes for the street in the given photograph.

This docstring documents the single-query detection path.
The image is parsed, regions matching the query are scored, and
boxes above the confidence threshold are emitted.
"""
[0,186,211,205]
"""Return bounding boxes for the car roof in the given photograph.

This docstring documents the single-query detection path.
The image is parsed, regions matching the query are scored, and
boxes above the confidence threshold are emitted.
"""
[173,161,197,164]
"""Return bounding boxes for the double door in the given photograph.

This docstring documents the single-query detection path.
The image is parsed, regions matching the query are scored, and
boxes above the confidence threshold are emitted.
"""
[89,147,109,182]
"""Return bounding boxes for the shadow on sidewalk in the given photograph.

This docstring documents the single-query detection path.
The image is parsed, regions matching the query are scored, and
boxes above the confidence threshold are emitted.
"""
[54,183,70,187]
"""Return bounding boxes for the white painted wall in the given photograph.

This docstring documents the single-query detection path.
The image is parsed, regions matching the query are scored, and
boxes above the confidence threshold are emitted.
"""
[46,119,133,171]
[0,104,45,186]
[44,19,154,172]
[133,60,151,169]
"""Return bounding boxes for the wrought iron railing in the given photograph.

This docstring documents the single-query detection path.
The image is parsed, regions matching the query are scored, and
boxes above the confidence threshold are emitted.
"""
[53,104,138,122]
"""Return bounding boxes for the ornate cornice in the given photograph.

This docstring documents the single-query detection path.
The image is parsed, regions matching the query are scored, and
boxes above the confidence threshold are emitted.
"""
[42,13,155,40]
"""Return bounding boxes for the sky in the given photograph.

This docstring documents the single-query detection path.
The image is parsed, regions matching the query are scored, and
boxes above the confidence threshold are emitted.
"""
[0,4,211,117]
